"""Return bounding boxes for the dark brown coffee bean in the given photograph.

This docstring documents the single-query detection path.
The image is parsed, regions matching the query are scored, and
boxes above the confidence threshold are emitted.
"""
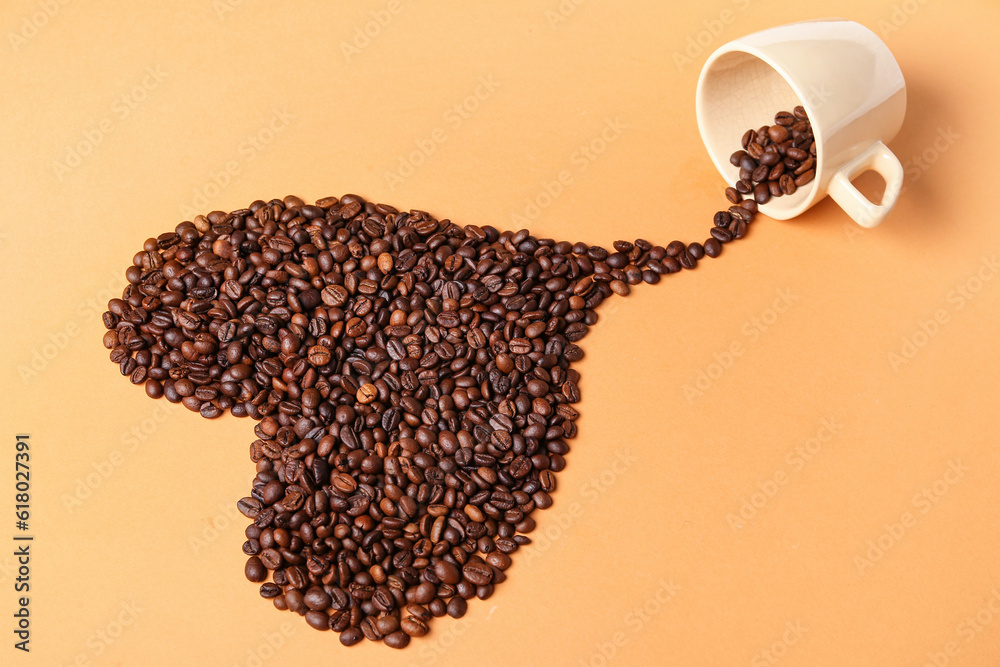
[447,595,468,618]
[339,628,363,646]
[401,615,429,637]
[462,562,493,585]
[794,169,815,187]
[779,173,797,195]
[384,631,410,649]
[774,110,795,126]
[710,227,732,243]
[704,238,722,258]
[753,183,771,204]
[786,147,809,161]
[245,557,266,582]
[767,125,789,143]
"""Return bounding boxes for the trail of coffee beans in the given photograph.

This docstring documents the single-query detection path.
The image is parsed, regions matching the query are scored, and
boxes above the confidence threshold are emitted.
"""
[103,110,811,648]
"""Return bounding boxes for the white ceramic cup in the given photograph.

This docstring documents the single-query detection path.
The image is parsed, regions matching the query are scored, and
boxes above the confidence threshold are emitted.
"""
[696,19,906,227]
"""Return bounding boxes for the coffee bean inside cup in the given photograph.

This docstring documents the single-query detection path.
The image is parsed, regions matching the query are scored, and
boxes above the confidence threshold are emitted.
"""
[727,106,816,205]
[101,106,806,647]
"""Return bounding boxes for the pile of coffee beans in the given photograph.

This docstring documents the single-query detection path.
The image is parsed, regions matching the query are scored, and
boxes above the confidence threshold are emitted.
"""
[101,109,811,648]
[726,106,816,206]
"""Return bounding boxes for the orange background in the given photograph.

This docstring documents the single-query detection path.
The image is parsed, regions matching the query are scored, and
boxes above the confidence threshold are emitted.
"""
[2,1,999,665]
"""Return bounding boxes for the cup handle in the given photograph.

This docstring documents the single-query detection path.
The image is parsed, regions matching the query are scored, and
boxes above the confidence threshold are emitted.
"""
[827,141,904,228]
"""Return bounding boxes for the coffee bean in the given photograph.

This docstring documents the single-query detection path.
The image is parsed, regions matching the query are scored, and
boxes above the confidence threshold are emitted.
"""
[710,226,732,243]
[704,238,722,258]
[463,562,493,585]
[784,147,807,162]
[384,631,410,649]
[245,557,266,582]
[774,111,795,126]
[779,173,797,195]
[767,125,789,143]
[401,615,429,637]
[340,628,363,646]
[753,183,771,204]
[447,596,468,618]
[794,169,815,187]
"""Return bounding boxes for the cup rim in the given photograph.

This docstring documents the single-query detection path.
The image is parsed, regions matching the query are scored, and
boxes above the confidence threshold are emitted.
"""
[697,42,824,220]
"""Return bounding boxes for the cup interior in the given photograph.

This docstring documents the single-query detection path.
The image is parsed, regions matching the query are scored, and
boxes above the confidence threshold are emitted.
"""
[697,50,819,219]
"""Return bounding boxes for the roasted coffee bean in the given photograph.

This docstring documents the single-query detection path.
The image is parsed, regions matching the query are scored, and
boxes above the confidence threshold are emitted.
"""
[753,183,771,205]
[774,110,795,126]
[401,615,429,637]
[245,557,266,582]
[704,238,722,258]
[710,226,732,243]
[462,562,493,585]
[779,173,797,195]
[447,596,468,618]
[384,631,410,649]
[794,169,815,187]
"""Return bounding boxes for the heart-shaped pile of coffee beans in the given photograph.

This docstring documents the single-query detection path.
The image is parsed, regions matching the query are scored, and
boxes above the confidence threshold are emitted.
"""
[99,103,812,651]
